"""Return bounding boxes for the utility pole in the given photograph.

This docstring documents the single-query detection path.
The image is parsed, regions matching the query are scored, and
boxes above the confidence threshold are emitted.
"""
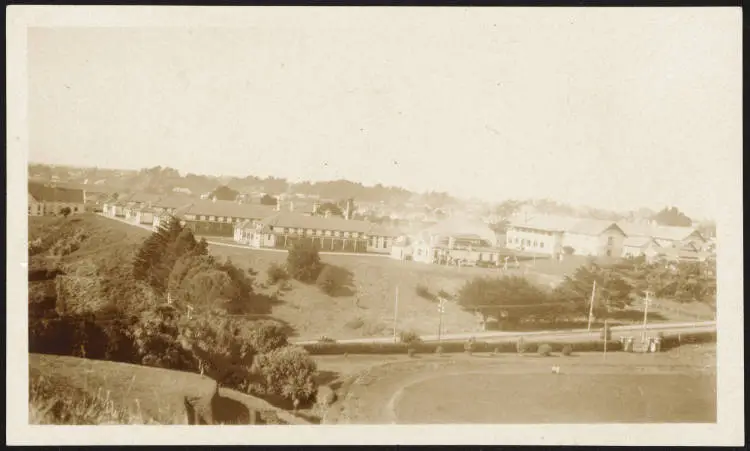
[587,280,597,331]
[437,297,446,342]
[393,286,399,343]
[642,291,652,341]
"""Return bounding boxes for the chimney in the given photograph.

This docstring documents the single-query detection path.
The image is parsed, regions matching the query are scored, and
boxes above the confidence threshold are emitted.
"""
[275,197,281,212]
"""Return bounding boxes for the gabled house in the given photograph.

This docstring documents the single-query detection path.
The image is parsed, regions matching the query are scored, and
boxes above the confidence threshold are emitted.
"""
[621,236,662,262]
[617,221,707,248]
[506,215,626,258]
[28,182,85,216]
[396,216,506,266]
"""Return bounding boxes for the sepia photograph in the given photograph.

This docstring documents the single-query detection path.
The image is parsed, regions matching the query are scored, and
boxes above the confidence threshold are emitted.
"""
[6,5,743,447]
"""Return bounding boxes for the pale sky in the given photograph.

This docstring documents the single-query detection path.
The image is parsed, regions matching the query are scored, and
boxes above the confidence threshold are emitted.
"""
[27,8,741,219]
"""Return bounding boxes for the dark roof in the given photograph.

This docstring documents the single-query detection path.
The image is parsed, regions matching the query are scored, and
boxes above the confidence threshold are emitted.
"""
[28,182,84,203]
[151,194,195,210]
[183,199,277,219]
[258,212,374,234]
[511,215,624,236]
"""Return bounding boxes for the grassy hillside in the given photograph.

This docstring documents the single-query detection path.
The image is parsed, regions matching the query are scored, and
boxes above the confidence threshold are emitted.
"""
[208,245,566,340]
[29,353,307,425]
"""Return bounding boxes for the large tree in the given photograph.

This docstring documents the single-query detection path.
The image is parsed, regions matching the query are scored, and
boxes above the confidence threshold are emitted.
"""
[457,276,549,328]
[553,263,635,319]
[651,206,693,227]
[260,194,277,206]
[286,242,323,283]
[211,185,240,201]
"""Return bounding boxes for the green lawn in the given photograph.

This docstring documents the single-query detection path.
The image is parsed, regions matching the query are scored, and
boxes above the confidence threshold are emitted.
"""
[322,344,716,424]
[394,371,715,423]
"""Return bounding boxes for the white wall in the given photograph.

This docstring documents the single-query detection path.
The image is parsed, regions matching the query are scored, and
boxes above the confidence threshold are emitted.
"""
[562,228,625,257]
[505,227,562,255]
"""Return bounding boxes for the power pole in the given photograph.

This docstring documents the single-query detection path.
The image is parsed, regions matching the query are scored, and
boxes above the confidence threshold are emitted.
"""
[642,291,652,341]
[437,297,446,342]
[587,280,597,331]
[393,286,399,343]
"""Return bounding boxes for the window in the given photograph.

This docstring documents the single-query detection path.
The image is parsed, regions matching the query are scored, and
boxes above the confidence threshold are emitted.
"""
[209,216,216,221]
[28,206,31,214]
[606,249,612,257]
[533,241,538,247]
[607,236,614,245]
[344,232,350,238]
[334,231,341,237]
[200,215,206,221]
[540,242,545,248]
[316,229,322,236]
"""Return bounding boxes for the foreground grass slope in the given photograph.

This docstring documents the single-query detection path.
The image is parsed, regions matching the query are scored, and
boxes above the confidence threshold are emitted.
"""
[29,353,307,425]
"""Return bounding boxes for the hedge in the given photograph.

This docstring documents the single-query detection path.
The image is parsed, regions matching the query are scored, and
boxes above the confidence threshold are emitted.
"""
[301,330,716,356]
[302,339,623,355]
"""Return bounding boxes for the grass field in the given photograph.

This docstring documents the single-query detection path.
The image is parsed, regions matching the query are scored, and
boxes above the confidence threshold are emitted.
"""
[319,343,716,424]
[210,245,581,340]
[29,353,308,425]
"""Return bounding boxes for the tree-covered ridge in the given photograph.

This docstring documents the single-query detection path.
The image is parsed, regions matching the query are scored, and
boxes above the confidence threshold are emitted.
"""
[29,215,319,407]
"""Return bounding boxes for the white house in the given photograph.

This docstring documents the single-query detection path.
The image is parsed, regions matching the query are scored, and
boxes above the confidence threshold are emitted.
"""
[393,216,505,266]
[506,216,627,258]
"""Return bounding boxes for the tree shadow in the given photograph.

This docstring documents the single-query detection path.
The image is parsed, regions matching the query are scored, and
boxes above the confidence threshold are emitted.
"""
[314,370,340,387]
[222,292,284,316]
[609,309,667,322]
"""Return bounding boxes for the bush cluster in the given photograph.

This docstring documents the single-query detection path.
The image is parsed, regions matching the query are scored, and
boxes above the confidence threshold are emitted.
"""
[302,339,639,356]
[266,263,289,285]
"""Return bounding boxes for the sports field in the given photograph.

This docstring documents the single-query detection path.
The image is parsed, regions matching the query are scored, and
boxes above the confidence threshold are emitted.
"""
[320,344,716,424]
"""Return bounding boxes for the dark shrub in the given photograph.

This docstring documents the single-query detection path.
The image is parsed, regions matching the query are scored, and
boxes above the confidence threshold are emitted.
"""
[561,344,573,356]
[255,346,318,405]
[415,284,435,301]
[537,344,552,356]
[399,330,422,345]
[286,243,323,283]
[249,321,289,353]
[266,263,289,285]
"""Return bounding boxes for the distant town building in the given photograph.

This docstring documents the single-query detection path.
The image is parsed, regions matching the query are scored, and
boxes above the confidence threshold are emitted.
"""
[28,182,85,216]
[391,216,507,266]
[506,216,627,258]
[233,211,401,254]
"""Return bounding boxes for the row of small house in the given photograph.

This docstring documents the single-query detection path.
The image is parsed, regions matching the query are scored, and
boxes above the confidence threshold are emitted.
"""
[102,193,401,254]
[387,215,714,265]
